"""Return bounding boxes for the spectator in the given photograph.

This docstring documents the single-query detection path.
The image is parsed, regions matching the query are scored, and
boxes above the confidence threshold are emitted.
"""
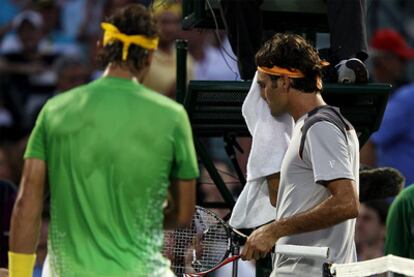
[53,56,90,94]
[0,145,12,181]
[35,0,81,57]
[385,185,414,258]
[143,0,194,98]
[0,0,27,27]
[370,29,413,88]
[360,29,414,185]
[0,0,26,43]
[1,10,53,55]
[58,0,104,69]
[0,22,14,44]
[0,10,61,132]
[24,56,91,128]
[0,180,16,268]
[186,29,241,162]
[103,0,135,18]
[59,0,104,42]
[193,30,239,81]
[0,101,13,133]
[356,166,402,261]
[355,200,389,261]
[1,136,29,185]
[358,166,404,203]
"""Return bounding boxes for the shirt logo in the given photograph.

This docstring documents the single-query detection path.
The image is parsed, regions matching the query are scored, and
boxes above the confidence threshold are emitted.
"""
[329,160,336,168]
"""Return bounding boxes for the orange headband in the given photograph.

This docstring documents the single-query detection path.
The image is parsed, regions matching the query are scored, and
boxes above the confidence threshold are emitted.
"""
[257,66,304,78]
[257,61,330,78]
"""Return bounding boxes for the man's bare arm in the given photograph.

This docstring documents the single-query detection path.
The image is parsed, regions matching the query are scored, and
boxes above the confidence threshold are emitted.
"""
[273,178,359,235]
[242,178,359,260]
[10,159,46,253]
[266,172,280,207]
[164,179,196,229]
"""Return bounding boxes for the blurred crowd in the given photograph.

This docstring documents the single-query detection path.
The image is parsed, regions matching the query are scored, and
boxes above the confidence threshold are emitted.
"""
[0,0,239,185]
[1,0,414,276]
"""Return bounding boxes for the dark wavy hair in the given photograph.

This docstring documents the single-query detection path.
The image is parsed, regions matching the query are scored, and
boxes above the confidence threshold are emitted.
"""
[98,4,158,72]
[255,33,324,93]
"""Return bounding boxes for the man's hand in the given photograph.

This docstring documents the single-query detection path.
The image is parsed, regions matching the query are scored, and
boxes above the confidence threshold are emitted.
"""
[241,222,278,260]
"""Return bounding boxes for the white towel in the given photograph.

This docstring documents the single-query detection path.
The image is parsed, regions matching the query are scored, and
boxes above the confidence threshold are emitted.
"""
[229,72,294,229]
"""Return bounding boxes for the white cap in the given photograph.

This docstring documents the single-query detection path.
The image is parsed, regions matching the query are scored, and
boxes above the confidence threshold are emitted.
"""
[13,10,43,30]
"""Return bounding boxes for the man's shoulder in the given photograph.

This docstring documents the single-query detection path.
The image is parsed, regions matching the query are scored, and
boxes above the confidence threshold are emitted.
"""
[139,85,186,114]
[44,80,187,124]
[398,184,414,200]
[388,185,414,214]
[304,106,355,139]
[44,84,88,111]
[299,106,355,158]
[306,105,353,128]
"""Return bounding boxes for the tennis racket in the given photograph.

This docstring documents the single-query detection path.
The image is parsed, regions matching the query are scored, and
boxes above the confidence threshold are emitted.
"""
[163,206,330,276]
[163,206,247,276]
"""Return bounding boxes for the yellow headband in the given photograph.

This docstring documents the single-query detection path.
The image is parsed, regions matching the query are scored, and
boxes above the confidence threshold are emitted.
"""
[257,61,330,79]
[101,22,159,61]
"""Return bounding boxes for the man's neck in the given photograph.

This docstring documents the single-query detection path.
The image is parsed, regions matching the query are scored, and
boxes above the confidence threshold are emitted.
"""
[287,89,327,122]
[102,63,145,83]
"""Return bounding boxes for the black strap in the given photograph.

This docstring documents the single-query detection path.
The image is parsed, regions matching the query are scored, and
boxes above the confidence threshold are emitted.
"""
[299,105,353,160]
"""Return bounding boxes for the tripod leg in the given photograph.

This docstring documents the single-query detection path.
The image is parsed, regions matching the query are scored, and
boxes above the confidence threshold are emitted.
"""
[232,242,240,277]
[224,135,247,186]
[195,137,236,208]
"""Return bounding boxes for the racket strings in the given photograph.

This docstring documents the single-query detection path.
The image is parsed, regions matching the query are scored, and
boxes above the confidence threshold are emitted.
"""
[163,208,230,275]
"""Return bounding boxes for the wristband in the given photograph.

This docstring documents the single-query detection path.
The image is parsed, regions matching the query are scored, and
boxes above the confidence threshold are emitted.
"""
[8,252,36,277]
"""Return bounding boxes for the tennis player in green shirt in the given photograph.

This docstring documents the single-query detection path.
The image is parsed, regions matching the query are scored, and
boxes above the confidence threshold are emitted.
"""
[385,184,414,259]
[8,4,199,277]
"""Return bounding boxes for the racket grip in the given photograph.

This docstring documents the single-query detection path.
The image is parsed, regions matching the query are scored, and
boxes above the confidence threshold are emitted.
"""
[275,245,330,259]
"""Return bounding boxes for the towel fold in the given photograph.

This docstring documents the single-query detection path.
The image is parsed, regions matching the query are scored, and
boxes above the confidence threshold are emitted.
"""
[229,71,293,229]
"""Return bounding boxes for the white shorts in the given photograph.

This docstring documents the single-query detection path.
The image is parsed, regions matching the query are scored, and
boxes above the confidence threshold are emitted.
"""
[41,255,176,277]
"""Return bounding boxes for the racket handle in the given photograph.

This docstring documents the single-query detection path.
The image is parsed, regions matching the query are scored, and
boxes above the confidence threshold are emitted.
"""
[275,245,330,259]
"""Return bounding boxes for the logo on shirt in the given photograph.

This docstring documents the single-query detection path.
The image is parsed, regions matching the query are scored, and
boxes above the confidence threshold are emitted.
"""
[329,160,336,168]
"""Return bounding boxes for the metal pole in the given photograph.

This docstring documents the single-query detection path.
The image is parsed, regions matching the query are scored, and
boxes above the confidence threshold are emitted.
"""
[232,241,240,277]
[195,137,236,208]
[176,39,187,104]
[224,134,247,186]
